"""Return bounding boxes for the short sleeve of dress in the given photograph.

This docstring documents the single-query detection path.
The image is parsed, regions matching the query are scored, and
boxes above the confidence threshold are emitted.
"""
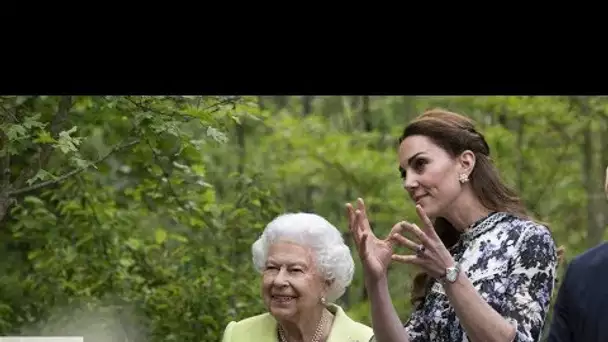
[502,223,558,342]
[403,304,430,342]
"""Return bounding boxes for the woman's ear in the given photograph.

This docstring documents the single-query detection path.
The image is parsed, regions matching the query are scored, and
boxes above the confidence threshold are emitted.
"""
[322,278,334,299]
[458,150,476,176]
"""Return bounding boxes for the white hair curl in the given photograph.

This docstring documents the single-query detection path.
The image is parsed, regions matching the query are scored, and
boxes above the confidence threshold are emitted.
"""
[251,212,355,303]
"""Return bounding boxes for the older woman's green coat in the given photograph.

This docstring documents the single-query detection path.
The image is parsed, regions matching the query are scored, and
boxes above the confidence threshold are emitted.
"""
[221,304,374,342]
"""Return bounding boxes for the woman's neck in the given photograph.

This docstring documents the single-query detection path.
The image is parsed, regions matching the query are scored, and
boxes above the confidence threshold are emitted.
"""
[278,307,331,342]
[442,190,492,233]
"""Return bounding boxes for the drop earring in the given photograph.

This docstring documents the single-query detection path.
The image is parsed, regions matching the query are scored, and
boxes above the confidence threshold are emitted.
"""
[459,173,469,183]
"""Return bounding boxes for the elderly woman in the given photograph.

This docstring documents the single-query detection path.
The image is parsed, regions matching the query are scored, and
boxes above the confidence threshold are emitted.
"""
[221,212,374,342]
[347,109,559,342]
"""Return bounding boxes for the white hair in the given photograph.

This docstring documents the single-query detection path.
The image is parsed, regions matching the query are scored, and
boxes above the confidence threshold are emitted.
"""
[251,212,355,303]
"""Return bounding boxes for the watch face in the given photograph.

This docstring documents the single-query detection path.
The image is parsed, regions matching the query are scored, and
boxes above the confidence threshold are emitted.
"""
[446,267,458,282]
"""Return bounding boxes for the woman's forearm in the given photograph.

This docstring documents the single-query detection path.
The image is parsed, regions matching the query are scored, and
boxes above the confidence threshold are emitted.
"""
[366,275,410,342]
[443,273,516,342]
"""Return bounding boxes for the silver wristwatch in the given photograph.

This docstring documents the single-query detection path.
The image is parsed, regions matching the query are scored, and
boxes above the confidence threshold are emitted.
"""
[440,263,460,284]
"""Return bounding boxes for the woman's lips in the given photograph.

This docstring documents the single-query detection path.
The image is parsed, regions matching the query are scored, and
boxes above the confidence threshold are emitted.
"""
[414,194,428,203]
[271,295,296,304]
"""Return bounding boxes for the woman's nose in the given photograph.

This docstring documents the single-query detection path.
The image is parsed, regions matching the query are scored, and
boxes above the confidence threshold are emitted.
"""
[273,268,289,285]
[404,175,418,190]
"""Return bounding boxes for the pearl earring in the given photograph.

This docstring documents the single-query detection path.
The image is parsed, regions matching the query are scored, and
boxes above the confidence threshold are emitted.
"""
[320,297,326,305]
[459,173,469,183]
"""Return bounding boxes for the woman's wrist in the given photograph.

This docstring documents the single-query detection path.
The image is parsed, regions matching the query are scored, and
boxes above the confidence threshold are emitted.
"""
[365,272,389,291]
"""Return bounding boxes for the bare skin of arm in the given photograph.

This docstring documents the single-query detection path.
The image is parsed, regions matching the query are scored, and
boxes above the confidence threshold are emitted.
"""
[347,201,411,342]
[348,199,517,342]
[366,271,411,342]
[442,275,516,342]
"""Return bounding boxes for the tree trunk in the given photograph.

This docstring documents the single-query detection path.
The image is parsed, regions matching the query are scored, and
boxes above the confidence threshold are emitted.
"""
[0,96,72,225]
[342,186,353,309]
[274,96,288,110]
[359,96,375,301]
[302,96,313,116]
[581,102,602,247]
[516,116,525,192]
[0,195,10,226]
[362,96,372,132]
[302,96,314,211]
[0,108,12,226]
[236,118,246,177]
[600,115,608,233]
[403,96,416,122]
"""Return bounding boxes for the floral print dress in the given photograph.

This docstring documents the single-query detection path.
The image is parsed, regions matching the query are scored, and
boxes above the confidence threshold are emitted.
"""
[403,212,558,342]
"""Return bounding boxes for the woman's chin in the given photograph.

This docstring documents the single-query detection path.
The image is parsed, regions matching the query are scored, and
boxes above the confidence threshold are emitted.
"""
[269,306,297,320]
[417,203,438,219]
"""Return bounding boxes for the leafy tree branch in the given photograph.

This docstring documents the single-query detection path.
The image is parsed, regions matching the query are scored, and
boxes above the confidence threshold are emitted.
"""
[8,139,140,197]
[12,96,73,191]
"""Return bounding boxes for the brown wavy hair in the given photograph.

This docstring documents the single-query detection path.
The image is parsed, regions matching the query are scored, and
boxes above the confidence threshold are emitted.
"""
[398,108,564,308]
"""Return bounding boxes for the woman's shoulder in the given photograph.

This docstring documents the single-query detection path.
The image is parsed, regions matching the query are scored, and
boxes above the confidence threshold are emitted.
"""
[329,304,374,341]
[496,214,557,264]
[221,305,374,342]
[497,213,556,246]
[221,312,276,342]
[228,311,275,326]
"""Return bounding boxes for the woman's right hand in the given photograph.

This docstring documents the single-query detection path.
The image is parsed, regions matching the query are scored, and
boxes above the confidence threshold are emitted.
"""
[346,198,403,281]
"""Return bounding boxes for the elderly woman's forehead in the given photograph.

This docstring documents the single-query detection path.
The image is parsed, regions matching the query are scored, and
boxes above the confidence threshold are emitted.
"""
[267,241,316,261]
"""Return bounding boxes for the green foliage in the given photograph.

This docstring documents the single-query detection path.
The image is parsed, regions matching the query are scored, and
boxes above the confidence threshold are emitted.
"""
[0,95,606,341]
[0,96,281,341]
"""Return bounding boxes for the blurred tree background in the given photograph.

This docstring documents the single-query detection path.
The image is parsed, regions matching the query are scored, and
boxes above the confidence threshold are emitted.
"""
[0,95,606,341]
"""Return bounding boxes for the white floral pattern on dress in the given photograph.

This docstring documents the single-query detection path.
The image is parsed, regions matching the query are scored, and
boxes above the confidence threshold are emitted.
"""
[401,212,558,342]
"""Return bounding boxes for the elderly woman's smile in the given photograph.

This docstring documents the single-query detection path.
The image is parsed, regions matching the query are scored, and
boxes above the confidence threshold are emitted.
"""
[262,241,322,317]
[221,212,374,342]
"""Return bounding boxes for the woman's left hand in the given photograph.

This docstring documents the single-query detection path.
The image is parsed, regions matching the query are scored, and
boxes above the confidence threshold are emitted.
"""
[390,204,457,279]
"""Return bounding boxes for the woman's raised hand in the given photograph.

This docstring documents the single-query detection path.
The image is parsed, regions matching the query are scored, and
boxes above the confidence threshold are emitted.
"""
[390,204,456,279]
[347,199,456,281]
[346,198,406,281]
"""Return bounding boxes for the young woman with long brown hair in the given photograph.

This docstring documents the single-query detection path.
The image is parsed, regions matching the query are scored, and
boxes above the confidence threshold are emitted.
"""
[347,109,559,342]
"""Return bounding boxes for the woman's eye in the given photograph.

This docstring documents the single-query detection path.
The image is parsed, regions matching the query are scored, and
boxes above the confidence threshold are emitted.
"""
[414,159,427,171]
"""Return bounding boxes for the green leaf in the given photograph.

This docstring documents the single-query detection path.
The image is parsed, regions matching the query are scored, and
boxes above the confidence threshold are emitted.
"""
[55,126,82,154]
[126,238,142,250]
[27,250,41,260]
[170,233,188,243]
[70,155,92,169]
[15,96,29,105]
[26,169,55,186]
[119,258,134,267]
[155,228,168,244]
[206,127,228,143]
[6,124,27,141]
[23,196,45,206]
[22,113,46,130]
[33,130,56,144]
